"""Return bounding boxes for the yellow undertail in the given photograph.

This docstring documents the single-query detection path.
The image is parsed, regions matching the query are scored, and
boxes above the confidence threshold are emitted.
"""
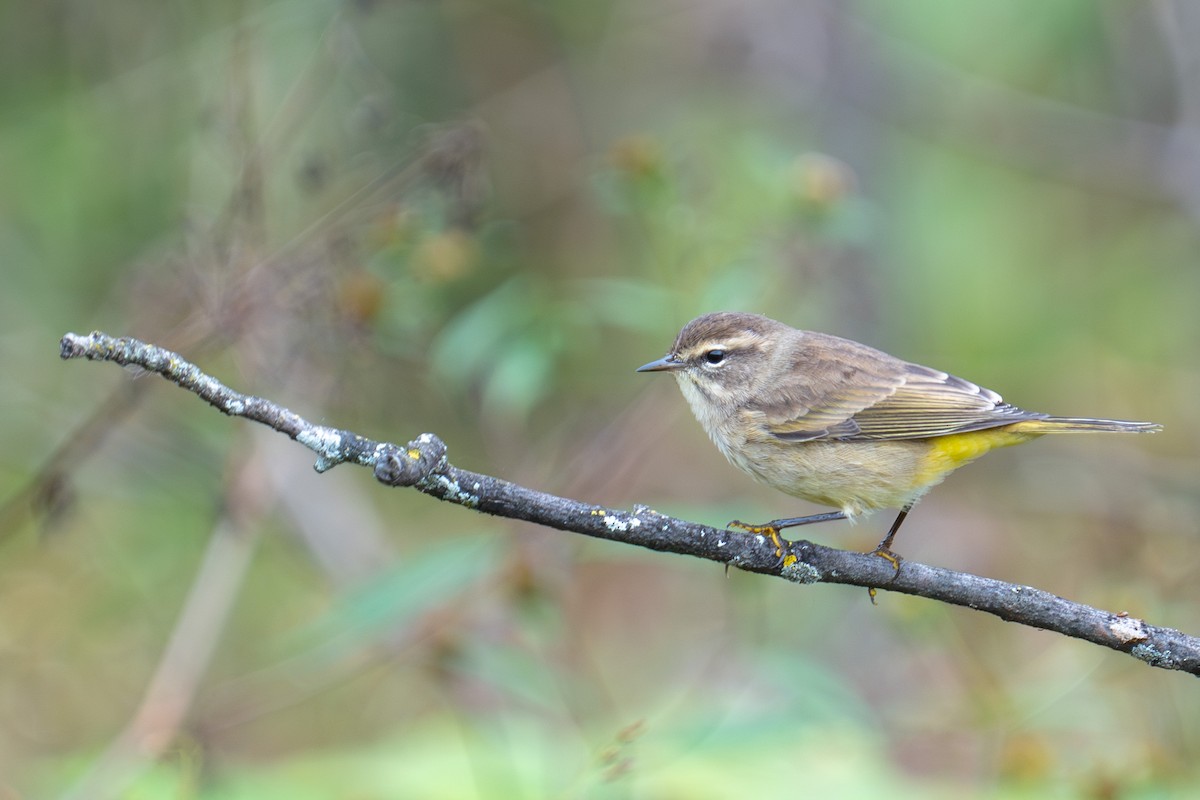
[916,415,1159,489]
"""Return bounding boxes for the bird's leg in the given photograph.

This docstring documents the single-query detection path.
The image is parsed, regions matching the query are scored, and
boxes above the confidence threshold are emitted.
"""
[869,506,911,572]
[728,511,849,558]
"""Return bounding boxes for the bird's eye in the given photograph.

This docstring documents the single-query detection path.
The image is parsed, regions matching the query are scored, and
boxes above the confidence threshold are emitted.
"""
[704,349,726,365]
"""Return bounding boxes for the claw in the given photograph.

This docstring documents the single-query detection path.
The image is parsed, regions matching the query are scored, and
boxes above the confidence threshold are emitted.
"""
[869,545,903,573]
[728,519,789,559]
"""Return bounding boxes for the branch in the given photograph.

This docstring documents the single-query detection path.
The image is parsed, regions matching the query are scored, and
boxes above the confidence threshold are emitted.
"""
[59,331,1200,677]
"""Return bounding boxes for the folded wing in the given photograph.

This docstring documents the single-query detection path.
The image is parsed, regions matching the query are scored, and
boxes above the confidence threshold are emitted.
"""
[751,334,1045,442]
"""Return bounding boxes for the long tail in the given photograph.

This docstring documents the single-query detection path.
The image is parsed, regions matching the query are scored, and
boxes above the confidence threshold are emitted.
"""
[1010,416,1162,434]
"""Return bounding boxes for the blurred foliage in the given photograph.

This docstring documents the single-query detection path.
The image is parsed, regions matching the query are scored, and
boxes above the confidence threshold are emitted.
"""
[2,0,1199,797]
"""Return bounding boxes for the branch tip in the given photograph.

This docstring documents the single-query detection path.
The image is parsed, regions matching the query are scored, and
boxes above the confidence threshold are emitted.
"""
[60,332,89,360]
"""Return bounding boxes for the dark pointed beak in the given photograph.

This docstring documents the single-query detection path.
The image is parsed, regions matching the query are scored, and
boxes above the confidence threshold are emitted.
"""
[636,354,683,373]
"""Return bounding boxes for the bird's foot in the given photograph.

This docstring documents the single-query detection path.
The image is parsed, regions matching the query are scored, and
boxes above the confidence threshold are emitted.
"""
[728,519,789,561]
[868,545,903,573]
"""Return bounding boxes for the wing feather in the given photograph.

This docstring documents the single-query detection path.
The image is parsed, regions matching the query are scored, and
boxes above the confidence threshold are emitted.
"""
[752,333,1046,442]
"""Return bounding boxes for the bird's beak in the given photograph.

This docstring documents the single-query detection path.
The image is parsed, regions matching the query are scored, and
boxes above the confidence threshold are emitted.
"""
[636,355,683,373]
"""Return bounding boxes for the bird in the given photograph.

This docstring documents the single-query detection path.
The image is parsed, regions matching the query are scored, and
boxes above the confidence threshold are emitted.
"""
[637,311,1161,565]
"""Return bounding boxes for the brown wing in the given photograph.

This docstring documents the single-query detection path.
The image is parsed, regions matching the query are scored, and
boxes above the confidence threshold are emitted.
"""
[749,332,1046,442]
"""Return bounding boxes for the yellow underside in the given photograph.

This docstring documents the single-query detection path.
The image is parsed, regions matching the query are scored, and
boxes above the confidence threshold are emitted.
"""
[914,426,1041,487]
[730,421,1068,516]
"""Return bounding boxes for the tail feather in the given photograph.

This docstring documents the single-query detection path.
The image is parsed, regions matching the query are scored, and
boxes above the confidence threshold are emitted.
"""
[1010,416,1162,434]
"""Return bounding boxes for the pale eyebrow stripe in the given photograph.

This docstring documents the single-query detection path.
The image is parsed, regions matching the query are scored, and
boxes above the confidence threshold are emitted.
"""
[680,332,760,358]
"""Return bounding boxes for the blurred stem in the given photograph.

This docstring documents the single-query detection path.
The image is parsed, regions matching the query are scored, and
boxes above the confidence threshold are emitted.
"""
[0,381,145,542]
[61,451,267,800]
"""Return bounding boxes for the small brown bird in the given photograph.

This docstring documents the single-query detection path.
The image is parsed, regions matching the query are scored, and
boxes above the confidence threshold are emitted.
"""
[638,312,1161,563]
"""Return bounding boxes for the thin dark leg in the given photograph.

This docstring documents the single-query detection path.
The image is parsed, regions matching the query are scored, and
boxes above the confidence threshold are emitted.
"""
[727,510,849,559]
[733,510,849,531]
[869,505,912,572]
[876,507,910,551]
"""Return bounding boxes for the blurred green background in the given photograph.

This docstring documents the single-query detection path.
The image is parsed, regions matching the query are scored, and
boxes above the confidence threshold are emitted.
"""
[3,0,1198,797]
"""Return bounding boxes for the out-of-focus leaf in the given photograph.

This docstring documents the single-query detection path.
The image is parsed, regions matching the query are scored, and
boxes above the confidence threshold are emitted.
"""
[698,262,771,312]
[573,278,676,332]
[481,333,555,418]
[428,277,534,389]
[287,533,501,659]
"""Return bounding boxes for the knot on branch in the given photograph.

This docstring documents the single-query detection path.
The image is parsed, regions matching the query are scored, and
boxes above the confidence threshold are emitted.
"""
[374,433,448,487]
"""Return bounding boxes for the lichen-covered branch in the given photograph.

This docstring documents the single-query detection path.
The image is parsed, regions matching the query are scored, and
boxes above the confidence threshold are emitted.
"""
[59,330,1200,677]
